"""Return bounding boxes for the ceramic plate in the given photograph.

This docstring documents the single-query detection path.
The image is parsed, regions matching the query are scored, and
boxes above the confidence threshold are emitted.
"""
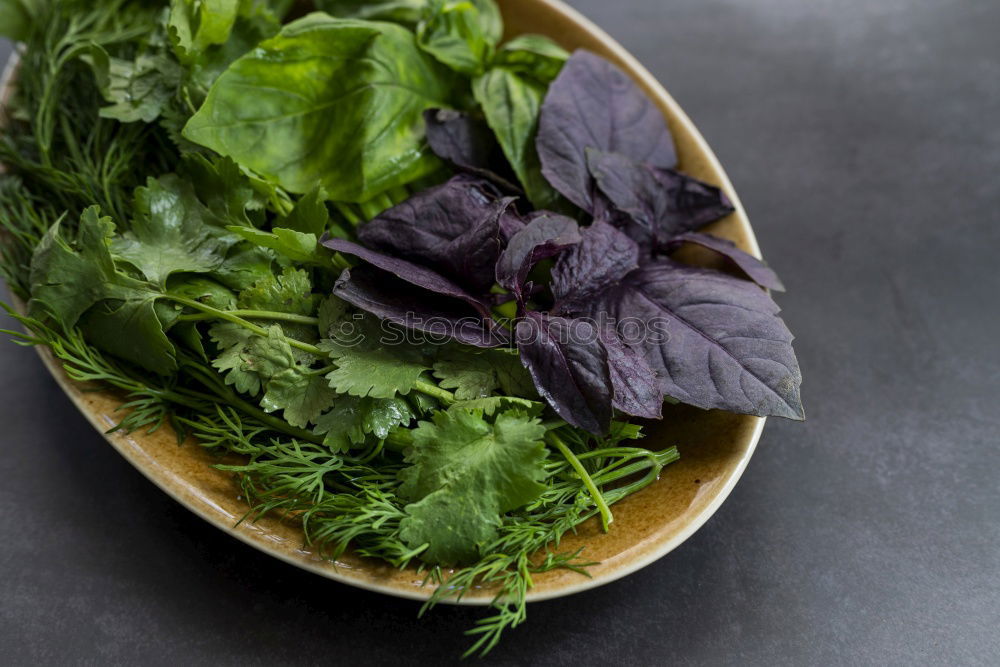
[1,0,765,603]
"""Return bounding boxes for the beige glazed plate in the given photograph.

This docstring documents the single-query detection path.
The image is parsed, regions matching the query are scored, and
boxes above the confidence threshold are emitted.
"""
[1,0,765,603]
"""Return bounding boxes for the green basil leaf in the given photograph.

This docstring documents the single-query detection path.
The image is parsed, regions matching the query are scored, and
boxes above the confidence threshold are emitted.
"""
[183,13,458,202]
[493,33,568,84]
[416,0,502,75]
[473,67,560,209]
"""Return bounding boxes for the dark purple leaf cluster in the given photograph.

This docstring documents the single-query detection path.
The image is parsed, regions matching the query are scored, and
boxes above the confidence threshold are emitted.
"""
[323,50,803,433]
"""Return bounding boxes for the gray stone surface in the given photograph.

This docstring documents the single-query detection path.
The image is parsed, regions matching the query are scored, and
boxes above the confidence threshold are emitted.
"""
[1,0,998,663]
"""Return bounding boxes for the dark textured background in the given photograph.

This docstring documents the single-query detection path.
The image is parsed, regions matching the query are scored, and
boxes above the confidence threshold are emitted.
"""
[2,0,998,664]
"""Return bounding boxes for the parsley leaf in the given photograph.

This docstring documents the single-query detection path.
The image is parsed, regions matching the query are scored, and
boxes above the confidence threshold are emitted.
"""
[398,409,548,564]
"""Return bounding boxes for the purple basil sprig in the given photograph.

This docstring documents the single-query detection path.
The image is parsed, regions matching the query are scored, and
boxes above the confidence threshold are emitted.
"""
[324,48,803,432]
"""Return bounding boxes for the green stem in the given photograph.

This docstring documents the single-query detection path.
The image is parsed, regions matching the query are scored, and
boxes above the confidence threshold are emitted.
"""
[384,428,413,452]
[332,252,352,272]
[413,380,455,405]
[357,197,386,221]
[387,186,411,207]
[591,447,679,487]
[167,299,456,405]
[546,432,613,531]
[177,309,319,326]
[272,191,294,217]
[166,296,325,357]
[333,202,362,226]
[180,361,324,445]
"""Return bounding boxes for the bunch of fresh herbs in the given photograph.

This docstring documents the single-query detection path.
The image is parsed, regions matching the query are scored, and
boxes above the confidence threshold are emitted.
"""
[0,0,801,656]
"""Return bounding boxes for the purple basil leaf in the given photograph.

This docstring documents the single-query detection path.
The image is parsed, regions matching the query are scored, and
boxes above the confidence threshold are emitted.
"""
[600,327,664,419]
[323,238,493,320]
[423,109,522,193]
[536,50,677,211]
[496,212,581,302]
[443,196,519,293]
[551,221,639,314]
[587,149,735,249]
[577,258,803,420]
[667,232,785,291]
[333,266,507,348]
[356,175,509,292]
[515,311,613,434]
[498,204,527,241]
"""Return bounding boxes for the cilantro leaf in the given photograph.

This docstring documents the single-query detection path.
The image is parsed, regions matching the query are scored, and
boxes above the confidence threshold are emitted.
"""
[261,368,337,429]
[112,176,227,287]
[433,351,498,400]
[243,324,295,379]
[316,294,350,338]
[323,342,428,399]
[278,185,334,237]
[28,207,179,375]
[448,396,543,417]
[226,226,328,265]
[29,207,145,327]
[79,297,178,376]
[181,154,267,228]
[432,347,538,401]
[237,266,316,316]
[167,276,237,311]
[209,322,262,395]
[398,409,548,564]
[313,396,414,452]
[210,322,294,396]
[88,50,183,124]
[169,0,241,63]
[492,348,538,398]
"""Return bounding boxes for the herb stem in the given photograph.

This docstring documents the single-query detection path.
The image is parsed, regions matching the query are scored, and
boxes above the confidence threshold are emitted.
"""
[167,299,456,406]
[384,428,413,451]
[413,380,455,405]
[180,360,325,444]
[332,252,352,272]
[166,295,325,356]
[333,202,362,226]
[546,431,613,531]
[176,309,319,326]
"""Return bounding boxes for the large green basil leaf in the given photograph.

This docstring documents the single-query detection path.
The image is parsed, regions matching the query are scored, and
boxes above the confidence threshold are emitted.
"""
[416,0,502,75]
[183,13,458,202]
[472,66,560,209]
